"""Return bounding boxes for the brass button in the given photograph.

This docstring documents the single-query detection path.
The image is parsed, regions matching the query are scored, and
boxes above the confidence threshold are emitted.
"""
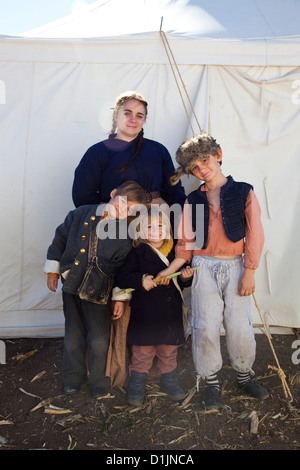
[90,215,96,221]
[74,260,80,266]
[84,222,88,226]
[81,235,86,240]
[80,248,86,253]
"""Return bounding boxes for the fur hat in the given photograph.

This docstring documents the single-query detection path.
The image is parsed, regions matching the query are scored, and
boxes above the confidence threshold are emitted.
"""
[170,132,221,185]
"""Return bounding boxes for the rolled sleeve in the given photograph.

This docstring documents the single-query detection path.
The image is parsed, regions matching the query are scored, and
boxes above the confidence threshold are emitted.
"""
[244,190,264,270]
[175,200,194,263]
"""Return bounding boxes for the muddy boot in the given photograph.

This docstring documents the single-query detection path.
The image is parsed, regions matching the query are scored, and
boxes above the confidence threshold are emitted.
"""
[160,369,185,401]
[127,371,147,406]
[203,386,221,410]
[237,379,269,400]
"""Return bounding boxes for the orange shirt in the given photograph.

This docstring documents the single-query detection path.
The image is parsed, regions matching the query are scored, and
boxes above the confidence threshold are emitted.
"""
[175,189,264,270]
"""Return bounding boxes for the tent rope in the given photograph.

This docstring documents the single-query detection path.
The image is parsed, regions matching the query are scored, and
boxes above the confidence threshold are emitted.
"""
[159,24,202,135]
[252,294,293,403]
[159,21,293,404]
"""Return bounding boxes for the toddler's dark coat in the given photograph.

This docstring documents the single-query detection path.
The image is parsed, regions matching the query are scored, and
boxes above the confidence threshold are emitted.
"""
[115,243,190,346]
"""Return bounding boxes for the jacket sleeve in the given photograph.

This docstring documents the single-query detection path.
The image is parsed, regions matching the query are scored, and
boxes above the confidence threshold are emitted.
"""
[72,145,103,207]
[114,249,146,292]
[46,210,75,265]
[177,271,193,289]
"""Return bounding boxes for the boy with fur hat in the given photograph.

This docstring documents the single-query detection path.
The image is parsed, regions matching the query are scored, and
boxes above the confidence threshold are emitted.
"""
[156,133,269,410]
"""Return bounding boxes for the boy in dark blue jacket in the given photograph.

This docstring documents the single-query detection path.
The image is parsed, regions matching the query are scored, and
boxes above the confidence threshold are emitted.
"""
[44,181,147,398]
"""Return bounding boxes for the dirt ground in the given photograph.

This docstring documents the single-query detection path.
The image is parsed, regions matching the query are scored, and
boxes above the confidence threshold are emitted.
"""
[0,332,299,455]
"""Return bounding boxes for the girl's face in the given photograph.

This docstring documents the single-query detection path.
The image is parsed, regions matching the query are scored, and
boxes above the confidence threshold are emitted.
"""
[115,99,146,141]
[106,195,138,219]
[190,152,222,182]
[145,219,169,248]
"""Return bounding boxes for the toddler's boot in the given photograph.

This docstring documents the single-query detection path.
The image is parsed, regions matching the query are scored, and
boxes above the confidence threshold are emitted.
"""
[160,369,185,401]
[127,371,147,406]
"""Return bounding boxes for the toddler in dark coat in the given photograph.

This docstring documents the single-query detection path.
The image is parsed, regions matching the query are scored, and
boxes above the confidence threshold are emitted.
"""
[114,206,193,406]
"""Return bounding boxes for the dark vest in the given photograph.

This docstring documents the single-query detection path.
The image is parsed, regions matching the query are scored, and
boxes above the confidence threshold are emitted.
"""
[187,175,253,248]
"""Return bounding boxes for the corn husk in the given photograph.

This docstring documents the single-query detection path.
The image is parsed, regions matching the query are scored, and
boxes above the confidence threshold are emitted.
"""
[12,349,38,362]
[44,404,72,415]
[31,370,46,382]
[116,266,201,296]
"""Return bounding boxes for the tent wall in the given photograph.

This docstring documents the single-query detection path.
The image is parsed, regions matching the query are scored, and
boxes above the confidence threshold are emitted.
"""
[0,32,300,337]
[2,34,300,65]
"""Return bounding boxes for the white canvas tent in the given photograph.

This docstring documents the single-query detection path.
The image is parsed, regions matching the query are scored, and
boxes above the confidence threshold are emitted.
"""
[0,0,300,337]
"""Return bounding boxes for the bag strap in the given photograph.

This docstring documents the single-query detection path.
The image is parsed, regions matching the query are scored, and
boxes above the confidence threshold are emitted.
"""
[87,220,99,262]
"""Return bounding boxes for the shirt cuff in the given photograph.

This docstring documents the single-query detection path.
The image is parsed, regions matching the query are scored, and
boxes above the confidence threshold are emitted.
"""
[44,260,60,274]
[111,287,132,302]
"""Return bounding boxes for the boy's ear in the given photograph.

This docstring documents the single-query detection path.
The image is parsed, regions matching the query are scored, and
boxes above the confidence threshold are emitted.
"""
[216,149,223,163]
[110,188,117,198]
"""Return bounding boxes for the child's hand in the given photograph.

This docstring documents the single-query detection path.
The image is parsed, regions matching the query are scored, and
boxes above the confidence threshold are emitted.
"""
[239,268,255,296]
[156,276,171,285]
[180,266,194,280]
[154,258,187,284]
[113,301,125,320]
[142,274,157,291]
[47,274,59,292]
[154,268,172,284]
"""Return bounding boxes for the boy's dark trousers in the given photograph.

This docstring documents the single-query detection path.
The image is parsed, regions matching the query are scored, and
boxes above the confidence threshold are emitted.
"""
[62,292,111,392]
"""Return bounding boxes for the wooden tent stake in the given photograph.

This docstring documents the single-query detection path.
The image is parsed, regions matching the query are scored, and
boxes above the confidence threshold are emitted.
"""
[252,294,293,402]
